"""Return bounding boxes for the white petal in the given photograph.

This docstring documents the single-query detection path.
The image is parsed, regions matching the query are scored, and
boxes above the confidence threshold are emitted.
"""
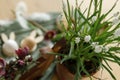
[94,45,102,53]
[91,42,99,48]
[104,46,109,52]
[113,12,119,17]
[112,18,120,25]
[84,35,91,42]
[75,37,80,43]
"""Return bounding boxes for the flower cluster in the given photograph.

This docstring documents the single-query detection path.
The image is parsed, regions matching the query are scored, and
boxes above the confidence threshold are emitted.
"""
[0,47,33,80]
[74,34,110,54]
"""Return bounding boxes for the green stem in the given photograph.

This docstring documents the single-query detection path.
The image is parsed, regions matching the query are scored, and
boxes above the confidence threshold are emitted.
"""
[87,0,93,18]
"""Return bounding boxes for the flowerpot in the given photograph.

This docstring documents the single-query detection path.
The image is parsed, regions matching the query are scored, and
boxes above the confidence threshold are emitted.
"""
[56,63,100,80]
[53,38,101,80]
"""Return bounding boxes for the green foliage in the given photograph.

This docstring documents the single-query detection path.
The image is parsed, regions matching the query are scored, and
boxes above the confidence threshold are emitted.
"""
[56,0,120,80]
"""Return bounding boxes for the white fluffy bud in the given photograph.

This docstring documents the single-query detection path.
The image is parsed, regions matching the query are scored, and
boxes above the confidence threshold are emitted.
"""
[75,37,80,43]
[94,45,103,53]
[84,35,91,42]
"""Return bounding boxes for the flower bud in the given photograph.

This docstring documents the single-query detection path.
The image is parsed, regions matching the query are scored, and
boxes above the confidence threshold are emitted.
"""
[84,35,91,42]
[75,37,80,43]
[94,45,103,53]
[15,47,29,60]
[17,60,25,66]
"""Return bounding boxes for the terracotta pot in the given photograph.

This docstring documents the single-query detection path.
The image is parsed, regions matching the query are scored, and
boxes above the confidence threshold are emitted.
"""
[56,64,74,80]
[56,63,100,80]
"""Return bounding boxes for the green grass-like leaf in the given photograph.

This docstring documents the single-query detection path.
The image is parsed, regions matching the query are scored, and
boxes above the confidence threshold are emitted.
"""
[102,64,116,80]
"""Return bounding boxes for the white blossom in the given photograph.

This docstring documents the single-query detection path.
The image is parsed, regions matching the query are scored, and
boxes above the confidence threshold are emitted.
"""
[113,12,119,17]
[84,35,91,42]
[113,28,120,37]
[75,37,80,43]
[91,42,99,48]
[94,45,103,53]
[112,18,120,25]
[104,46,109,52]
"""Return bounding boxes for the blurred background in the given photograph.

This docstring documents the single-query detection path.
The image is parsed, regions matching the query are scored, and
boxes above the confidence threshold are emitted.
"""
[0,0,120,79]
[0,0,120,19]
[0,0,62,19]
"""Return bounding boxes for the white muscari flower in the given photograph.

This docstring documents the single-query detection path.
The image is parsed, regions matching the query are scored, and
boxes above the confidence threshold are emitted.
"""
[112,18,120,25]
[113,28,120,37]
[75,37,80,43]
[104,46,109,52]
[94,45,103,53]
[84,35,91,42]
[113,12,119,17]
[91,42,99,48]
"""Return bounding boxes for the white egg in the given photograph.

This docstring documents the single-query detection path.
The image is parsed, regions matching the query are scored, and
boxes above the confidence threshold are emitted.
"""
[2,40,19,57]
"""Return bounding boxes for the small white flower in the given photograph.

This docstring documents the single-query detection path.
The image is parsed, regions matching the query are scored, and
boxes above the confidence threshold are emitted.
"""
[104,46,109,52]
[75,37,80,43]
[113,28,120,37]
[91,42,99,48]
[112,18,120,25]
[113,12,119,17]
[94,45,103,53]
[84,35,91,42]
